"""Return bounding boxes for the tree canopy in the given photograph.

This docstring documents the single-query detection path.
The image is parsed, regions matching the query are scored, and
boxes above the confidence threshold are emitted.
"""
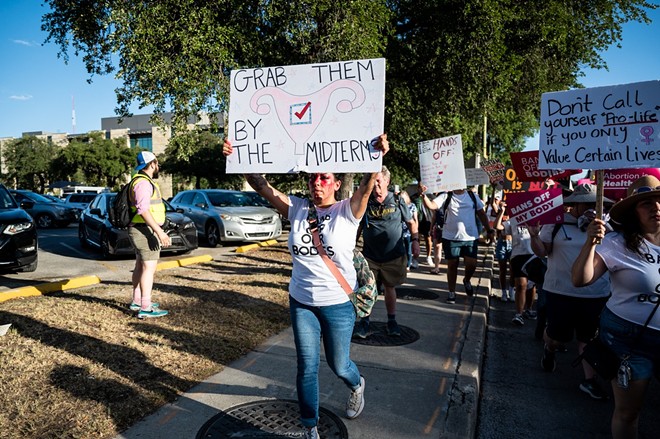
[2,136,58,192]
[42,0,656,185]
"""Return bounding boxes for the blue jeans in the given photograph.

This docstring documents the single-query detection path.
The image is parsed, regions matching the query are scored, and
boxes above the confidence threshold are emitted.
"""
[290,296,361,427]
[404,235,412,268]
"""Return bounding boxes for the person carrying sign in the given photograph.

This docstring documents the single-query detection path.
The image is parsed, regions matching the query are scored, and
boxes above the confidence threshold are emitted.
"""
[223,135,388,439]
[529,184,613,400]
[418,185,494,303]
[411,182,435,265]
[356,166,420,338]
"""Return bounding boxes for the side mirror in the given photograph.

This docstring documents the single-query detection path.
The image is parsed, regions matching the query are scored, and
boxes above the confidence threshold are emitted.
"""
[176,208,185,213]
[89,208,102,216]
[20,201,35,209]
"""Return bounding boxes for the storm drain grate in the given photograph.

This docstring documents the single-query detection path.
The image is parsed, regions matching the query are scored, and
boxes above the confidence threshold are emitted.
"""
[396,287,439,300]
[351,321,420,346]
[196,399,348,438]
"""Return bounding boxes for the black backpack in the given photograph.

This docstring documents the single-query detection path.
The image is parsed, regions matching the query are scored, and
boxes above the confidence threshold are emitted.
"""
[109,175,151,229]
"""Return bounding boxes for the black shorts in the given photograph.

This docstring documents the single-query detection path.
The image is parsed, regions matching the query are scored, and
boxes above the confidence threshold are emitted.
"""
[510,254,533,278]
[545,291,609,344]
[419,219,431,237]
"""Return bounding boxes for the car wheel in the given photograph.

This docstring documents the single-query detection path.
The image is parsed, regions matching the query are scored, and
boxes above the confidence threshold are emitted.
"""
[20,257,38,272]
[100,229,112,259]
[78,222,90,248]
[206,221,220,248]
[36,214,54,228]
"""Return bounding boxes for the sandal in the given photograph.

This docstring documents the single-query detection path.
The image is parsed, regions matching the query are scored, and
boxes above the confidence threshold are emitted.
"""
[430,268,441,274]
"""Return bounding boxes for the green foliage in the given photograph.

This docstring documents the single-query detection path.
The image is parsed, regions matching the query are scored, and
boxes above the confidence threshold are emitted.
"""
[2,136,58,192]
[42,0,656,187]
[161,130,243,192]
[52,133,135,190]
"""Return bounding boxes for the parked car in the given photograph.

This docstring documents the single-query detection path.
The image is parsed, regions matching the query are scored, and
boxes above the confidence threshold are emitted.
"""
[243,190,289,229]
[63,193,97,214]
[170,189,282,247]
[78,193,198,258]
[43,194,65,203]
[9,189,78,228]
[0,184,38,272]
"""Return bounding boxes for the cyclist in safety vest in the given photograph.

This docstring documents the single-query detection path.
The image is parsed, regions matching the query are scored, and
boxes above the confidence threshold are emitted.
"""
[127,151,171,319]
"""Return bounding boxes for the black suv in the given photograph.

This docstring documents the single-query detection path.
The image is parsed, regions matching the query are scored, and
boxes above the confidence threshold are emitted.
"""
[0,184,38,272]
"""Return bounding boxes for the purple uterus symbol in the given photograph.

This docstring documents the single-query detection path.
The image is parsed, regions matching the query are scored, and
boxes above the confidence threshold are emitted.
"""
[640,126,654,146]
[250,79,366,155]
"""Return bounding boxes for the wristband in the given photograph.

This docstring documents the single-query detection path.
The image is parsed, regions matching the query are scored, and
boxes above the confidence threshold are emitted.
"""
[412,237,419,242]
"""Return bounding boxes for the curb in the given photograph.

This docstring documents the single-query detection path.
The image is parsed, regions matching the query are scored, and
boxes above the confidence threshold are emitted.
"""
[236,239,279,253]
[1,254,215,303]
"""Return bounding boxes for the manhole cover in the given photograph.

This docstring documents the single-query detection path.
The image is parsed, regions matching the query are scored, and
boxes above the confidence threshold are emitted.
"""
[351,321,420,346]
[196,399,348,438]
[396,288,439,300]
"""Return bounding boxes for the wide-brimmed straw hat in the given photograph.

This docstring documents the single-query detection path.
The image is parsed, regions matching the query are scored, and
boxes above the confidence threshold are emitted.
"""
[563,183,613,205]
[609,175,660,225]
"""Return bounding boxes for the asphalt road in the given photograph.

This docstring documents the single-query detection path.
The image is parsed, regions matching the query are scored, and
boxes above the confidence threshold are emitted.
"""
[0,224,243,291]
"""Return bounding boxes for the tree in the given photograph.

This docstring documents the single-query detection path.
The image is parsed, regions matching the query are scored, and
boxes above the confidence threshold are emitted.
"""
[2,136,58,192]
[53,133,136,189]
[42,0,656,187]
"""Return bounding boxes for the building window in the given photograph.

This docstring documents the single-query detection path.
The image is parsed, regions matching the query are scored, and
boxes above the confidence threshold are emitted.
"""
[129,135,153,151]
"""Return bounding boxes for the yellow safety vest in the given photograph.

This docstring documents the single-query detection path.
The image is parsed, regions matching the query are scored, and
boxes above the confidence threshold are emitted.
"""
[129,174,166,225]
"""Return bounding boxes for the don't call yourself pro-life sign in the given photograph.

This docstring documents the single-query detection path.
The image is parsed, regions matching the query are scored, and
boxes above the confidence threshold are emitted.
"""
[506,188,564,226]
[418,134,466,193]
[226,58,386,174]
[539,80,660,170]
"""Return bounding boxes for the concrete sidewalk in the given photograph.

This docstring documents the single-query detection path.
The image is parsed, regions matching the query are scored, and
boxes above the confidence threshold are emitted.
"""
[116,246,494,439]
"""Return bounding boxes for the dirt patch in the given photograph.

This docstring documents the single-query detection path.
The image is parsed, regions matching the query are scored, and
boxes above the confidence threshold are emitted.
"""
[0,245,293,439]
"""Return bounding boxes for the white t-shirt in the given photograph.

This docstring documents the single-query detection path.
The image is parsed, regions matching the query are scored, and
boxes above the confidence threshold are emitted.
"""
[287,196,357,307]
[597,232,660,330]
[540,214,610,298]
[503,221,533,258]
[432,191,485,241]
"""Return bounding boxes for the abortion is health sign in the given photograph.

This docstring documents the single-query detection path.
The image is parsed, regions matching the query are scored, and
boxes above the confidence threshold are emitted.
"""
[510,151,581,182]
[418,134,466,193]
[539,80,659,170]
[227,58,385,174]
[598,168,660,202]
[505,188,564,226]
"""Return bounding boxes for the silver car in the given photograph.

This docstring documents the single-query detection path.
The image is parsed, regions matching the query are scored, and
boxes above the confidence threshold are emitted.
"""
[169,189,282,247]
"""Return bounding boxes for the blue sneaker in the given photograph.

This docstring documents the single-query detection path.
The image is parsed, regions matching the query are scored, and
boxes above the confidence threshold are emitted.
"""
[129,302,159,311]
[386,319,401,336]
[137,308,169,319]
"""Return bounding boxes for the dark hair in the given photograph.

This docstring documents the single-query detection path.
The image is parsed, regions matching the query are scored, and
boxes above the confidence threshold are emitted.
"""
[613,211,646,256]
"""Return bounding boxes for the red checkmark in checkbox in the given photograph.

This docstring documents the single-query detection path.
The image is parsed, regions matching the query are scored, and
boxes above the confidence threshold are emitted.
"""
[295,102,311,119]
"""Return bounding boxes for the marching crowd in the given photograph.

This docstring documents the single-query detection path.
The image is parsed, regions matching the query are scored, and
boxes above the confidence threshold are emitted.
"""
[128,143,658,439]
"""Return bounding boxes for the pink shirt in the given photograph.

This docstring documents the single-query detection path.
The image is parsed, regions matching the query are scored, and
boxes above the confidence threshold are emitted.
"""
[132,179,153,216]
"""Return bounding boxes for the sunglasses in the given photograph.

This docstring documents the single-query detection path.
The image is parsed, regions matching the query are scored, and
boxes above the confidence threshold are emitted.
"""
[632,185,660,195]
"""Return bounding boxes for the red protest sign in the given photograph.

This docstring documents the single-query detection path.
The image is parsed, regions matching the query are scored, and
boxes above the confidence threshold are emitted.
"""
[502,166,559,194]
[510,151,581,182]
[597,168,660,202]
[505,188,564,226]
[480,158,506,184]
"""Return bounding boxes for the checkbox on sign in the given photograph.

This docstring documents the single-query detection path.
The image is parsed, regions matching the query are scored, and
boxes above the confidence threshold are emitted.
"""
[290,102,312,125]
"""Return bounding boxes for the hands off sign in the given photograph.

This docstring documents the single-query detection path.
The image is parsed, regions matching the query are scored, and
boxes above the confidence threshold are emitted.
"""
[227,58,386,173]
[418,134,466,193]
[505,188,564,226]
[539,80,660,170]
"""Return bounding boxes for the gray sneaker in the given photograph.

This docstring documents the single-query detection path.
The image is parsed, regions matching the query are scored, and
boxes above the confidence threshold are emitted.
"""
[353,319,369,339]
[346,376,365,419]
[446,291,456,304]
[512,313,524,326]
[303,426,319,439]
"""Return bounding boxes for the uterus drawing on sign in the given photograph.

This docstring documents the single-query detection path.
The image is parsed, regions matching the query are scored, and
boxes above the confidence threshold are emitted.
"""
[249,79,366,155]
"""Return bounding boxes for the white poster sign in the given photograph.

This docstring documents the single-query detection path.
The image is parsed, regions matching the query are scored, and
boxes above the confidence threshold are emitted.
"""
[418,134,466,193]
[226,58,386,173]
[539,80,660,170]
[465,168,490,186]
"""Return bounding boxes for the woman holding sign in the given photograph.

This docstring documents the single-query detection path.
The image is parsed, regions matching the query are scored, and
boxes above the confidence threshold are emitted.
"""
[573,175,660,439]
[223,135,389,439]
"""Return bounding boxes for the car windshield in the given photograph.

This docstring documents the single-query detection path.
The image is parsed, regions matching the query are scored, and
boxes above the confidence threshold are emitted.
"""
[243,192,271,207]
[207,192,256,207]
[0,187,18,209]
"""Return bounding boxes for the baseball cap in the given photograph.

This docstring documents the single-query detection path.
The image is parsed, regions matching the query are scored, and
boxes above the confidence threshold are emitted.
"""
[135,151,157,171]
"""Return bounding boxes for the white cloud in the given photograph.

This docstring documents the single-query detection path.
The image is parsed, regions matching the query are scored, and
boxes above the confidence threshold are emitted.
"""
[9,95,33,101]
[12,39,36,47]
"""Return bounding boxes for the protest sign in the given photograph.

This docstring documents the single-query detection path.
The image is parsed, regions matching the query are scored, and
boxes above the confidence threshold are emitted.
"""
[465,168,490,186]
[480,158,506,184]
[502,167,557,194]
[418,134,466,192]
[227,58,385,173]
[506,188,564,226]
[598,168,660,202]
[539,80,660,170]
[510,151,581,181]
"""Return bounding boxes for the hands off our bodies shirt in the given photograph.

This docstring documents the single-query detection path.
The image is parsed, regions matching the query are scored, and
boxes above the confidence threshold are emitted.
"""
[287,196,358,307]
[597,232,660,330]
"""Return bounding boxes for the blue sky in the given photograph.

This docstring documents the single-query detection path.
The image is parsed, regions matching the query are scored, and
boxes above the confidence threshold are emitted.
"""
[0,2,658,142]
